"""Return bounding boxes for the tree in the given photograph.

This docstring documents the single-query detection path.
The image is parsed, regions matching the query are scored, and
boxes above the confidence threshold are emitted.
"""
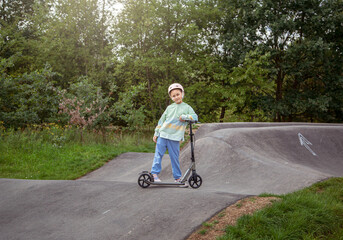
[0,0,45,75]
[0,63,59,128]
[32,0,115,88]
[112,82,146,130]
[114,0,228,122]
[227,50,274,121]
[220,0,343,122]
[114,0,189,120]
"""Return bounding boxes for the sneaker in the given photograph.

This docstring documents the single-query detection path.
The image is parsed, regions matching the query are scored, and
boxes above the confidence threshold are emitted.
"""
[175,179,188,188]
[152,174,161,182]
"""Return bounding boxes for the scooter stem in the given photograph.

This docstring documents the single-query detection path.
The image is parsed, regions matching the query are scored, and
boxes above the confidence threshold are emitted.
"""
[189,122,195,163]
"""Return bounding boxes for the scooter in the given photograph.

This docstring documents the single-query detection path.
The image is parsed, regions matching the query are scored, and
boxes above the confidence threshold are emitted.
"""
[137,120,202,189]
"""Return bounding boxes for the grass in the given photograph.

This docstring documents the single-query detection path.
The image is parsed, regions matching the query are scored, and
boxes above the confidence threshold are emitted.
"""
[218,211,226,218]
[218,177,343,240]
[198,229,208,235]
[198,222,215,235]
[0,126,155,180]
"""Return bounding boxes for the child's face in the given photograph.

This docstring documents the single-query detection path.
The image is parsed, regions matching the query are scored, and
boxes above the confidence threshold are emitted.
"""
[170,89,183,104]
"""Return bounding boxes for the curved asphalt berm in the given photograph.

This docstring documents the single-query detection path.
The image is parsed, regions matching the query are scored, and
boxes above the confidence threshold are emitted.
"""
[1,123,343,240]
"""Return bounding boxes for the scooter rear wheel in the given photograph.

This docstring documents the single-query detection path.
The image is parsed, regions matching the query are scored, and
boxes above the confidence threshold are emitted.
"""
[189,174,202,189]
[138,173,151,188]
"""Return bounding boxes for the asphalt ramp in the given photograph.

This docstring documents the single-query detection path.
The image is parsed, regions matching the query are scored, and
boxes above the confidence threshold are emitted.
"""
[1,123,342,240]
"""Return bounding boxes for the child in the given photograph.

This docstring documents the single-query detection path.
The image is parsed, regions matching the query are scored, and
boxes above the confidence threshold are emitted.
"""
[151,83,198,184]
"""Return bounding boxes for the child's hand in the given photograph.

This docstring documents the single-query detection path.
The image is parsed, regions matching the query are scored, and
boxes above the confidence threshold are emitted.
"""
[153,135,158,143]
[179,116,185,122]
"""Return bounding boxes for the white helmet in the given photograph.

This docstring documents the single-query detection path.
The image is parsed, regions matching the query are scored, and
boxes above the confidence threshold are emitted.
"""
[168,83,184,98]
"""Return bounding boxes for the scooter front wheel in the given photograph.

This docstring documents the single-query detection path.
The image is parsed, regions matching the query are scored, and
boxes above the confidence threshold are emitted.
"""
[189,174,202,189]
[138,173,151,188]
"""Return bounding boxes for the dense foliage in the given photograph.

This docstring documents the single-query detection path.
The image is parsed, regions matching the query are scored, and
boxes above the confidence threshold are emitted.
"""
[1,0,342,128]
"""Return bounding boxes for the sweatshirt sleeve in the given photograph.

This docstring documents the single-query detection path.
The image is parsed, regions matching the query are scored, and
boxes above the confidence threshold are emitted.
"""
[154,108,168,137]
[180,105,198,122]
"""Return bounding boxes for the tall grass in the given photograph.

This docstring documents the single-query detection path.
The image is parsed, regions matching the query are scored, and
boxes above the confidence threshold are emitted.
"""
[219,178,343,240]
[0,124,155,180]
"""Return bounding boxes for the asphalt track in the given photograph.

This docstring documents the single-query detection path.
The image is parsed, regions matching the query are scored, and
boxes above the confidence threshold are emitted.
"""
[1,123,343,240]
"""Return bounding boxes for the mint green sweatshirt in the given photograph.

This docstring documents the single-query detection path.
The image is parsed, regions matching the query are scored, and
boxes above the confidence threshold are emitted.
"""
[154,102,198,141]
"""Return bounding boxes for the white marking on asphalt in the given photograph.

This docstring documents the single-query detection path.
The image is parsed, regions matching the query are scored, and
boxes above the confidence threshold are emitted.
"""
[102,210,111,214]
[96,209,111,222]
[298,133,317,156]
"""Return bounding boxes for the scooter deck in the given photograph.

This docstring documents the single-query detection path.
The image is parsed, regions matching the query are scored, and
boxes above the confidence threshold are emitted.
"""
[147,181,187,186]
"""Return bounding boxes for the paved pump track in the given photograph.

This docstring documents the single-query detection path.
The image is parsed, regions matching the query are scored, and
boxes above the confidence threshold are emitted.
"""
[1,123,343,240]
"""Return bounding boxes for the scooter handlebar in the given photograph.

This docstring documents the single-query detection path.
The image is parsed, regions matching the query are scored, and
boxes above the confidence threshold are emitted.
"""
[184,119,198,124]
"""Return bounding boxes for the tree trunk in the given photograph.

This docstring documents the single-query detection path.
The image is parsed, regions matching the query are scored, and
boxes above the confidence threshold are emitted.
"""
[276,75,282,122]
[219,106,226,122]
[275,54,284,122]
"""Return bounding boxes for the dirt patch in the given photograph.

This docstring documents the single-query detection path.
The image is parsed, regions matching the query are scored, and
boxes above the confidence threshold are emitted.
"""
[186,196,280,240]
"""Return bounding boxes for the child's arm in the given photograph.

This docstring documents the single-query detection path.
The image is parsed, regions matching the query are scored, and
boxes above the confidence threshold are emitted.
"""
[179,105,198,122]
[154,109,168,138]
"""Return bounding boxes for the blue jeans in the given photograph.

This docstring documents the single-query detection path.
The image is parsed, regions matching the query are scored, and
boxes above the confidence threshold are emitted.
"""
[151,137,182,180]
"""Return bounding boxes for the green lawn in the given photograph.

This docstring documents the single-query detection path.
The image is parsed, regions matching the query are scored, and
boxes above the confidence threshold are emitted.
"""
[219,177,343,240]
[0,128,155,180]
